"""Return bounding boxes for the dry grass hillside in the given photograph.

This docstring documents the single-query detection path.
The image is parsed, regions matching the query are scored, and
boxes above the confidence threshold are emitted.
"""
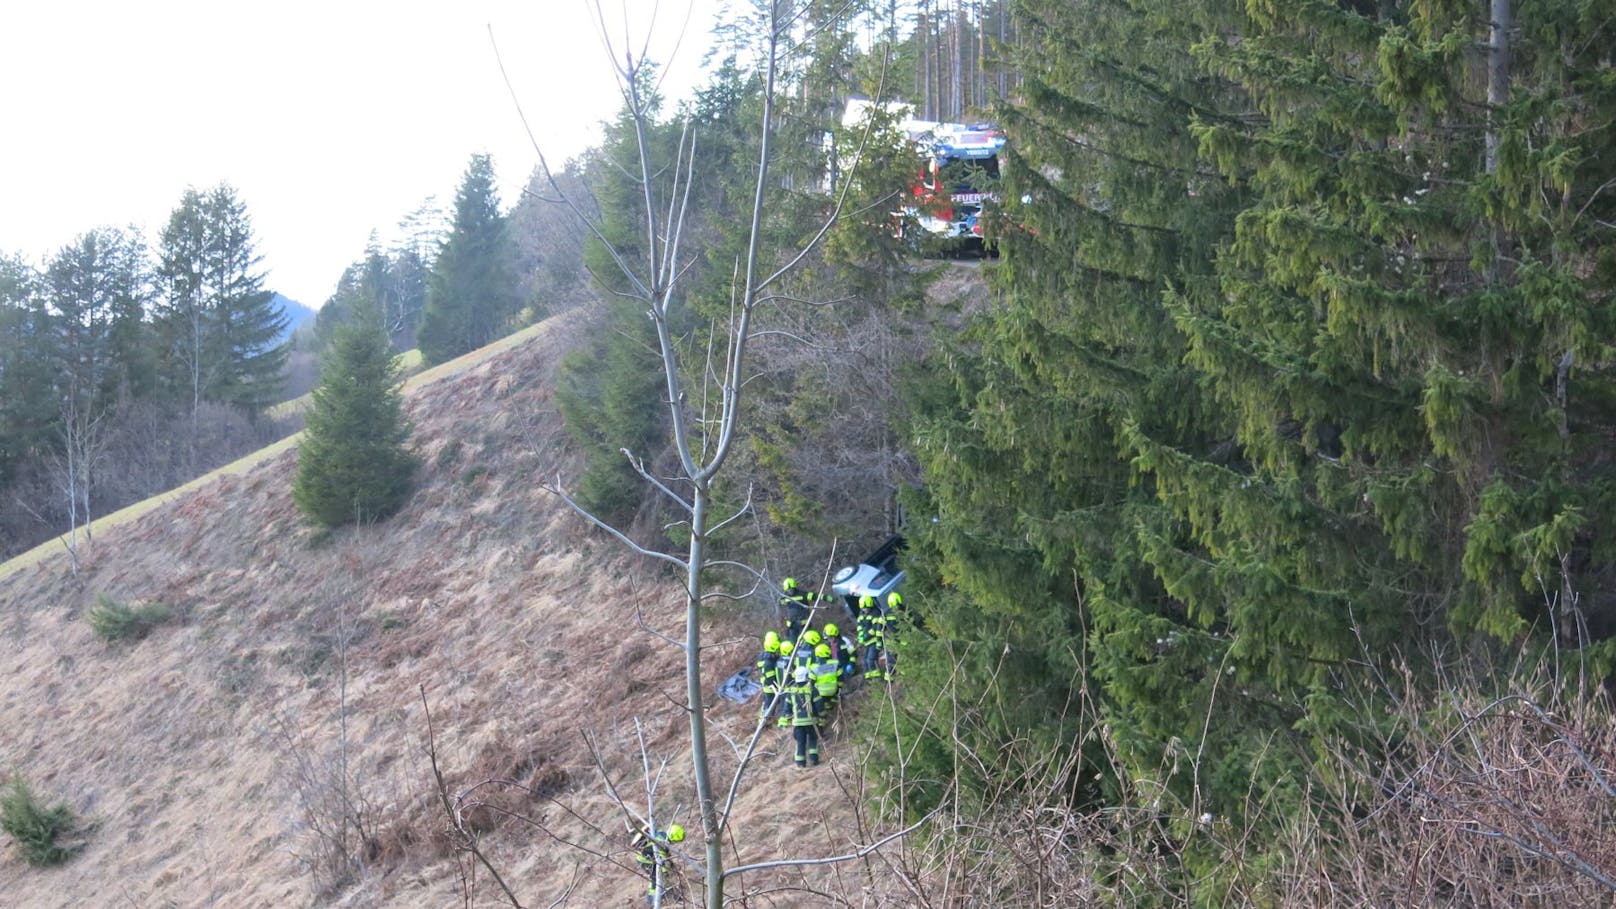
[0,307,901,908]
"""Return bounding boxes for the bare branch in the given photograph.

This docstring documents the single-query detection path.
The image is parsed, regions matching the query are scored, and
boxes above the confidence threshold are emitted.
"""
[707,485,756,535]
[723,811,937,880]
[633,601,686,648]
[584,729,651,834]
[542,473,686,568]
[718,708,783,834]
[487,27,653,302]
[623,448,696,512]
[421,686,527,909]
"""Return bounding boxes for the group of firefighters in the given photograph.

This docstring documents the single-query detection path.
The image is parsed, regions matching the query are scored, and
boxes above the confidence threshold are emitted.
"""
[633,578,911,902]
[760,577,906,769]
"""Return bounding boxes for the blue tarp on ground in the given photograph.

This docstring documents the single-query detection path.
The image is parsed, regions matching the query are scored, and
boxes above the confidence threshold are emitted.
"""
[716,667,762,703]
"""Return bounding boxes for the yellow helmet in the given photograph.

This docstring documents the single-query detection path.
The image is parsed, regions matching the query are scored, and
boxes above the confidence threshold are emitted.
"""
[803,629,822,646]
[666,824,685,843]
[779,640,794,654]
[815,643,832,659]
[858,594,875,609]
[887,591,903,608]
[782,577,798,591]
[824,623,839,637]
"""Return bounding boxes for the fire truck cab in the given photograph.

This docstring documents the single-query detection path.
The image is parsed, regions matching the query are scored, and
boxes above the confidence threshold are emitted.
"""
[906,122,1006,250]
[839,98,1007,256]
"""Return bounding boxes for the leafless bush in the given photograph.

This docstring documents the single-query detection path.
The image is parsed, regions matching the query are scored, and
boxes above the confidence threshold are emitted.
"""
[273,707,383,898]
[269,573,383,900]
[859,669,1236,909]
[0,399,301,560]
[737,295,925,573]
[1275,668,1616,907]
[880,654,1616,908]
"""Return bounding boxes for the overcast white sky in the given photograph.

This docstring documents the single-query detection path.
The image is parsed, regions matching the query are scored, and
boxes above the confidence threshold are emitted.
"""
[0,0,725,307]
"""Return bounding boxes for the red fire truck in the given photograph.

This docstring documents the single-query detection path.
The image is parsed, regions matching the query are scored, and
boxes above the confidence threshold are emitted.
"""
[900,120,1006,252]
[840,99,1007,255]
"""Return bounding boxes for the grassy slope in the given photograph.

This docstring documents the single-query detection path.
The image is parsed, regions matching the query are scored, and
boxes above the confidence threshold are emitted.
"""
[3,335,500,584]
[0,307,873,908]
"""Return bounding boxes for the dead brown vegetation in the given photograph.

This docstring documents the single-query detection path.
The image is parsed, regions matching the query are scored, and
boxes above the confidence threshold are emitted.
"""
[0,310,868,907]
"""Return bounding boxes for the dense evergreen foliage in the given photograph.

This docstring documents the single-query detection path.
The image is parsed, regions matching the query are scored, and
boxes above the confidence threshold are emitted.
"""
[892,0,1249,821]
[293,302,418,529]
[417,155,518,365]
[888,0,1616,895]
[6,3,1616,896]
[155,185,288,413]
[0,254,56,490]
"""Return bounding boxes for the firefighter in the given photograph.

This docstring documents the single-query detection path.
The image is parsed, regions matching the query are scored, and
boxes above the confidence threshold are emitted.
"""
[824,622,857,679]
[633,823,684,902]
[756,631,784,719]
[780,577,815,642]
[776,640,797,726]
[856,594,886,681]
[882,591,904,680]
[872,606,893,681]
[785,665,821,767]
[887,590,908,628]
[792,629,823,674]
[887,588,927,633]
[810,642,841,715]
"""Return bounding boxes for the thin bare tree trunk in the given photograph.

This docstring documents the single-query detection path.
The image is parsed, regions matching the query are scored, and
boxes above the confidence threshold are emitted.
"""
[525,4,888,903]
[1484,0,1511,177]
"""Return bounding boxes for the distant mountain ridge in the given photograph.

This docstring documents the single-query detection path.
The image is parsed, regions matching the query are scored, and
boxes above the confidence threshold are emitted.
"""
[271,292,315,343]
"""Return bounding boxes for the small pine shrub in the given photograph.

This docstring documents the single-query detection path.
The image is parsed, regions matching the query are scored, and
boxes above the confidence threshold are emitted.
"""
[86,595,173,643]
[0,777,78,867]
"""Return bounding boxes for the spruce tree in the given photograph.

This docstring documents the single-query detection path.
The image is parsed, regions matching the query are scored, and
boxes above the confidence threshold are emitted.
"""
[0,254,55,491]
[153,185,287,414]
[1179,0,1616,657]
[417,154,517,365]
[893,0,1616,880]
[44,227,153,410]
[887,0,1263,835]
[292,300,418,528]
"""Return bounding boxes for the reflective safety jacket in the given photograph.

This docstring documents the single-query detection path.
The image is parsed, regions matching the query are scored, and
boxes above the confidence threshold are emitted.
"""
[869,608,891,645]
[855,605,881,647]
[810,659,841,699]
[784,681,819,727]
[781,587,815,623]
[755,650,782,692]
[633,830,672,869]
